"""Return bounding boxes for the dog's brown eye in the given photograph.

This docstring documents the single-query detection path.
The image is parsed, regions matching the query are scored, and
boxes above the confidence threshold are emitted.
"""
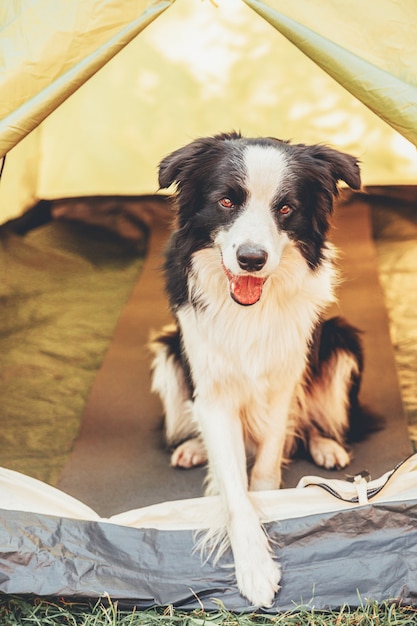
[219,197,234,209]
[279,204,292,215]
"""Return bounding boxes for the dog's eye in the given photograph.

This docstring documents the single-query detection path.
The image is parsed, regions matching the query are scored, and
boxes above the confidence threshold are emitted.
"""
[219,197,234,209]
[279,204,292,216]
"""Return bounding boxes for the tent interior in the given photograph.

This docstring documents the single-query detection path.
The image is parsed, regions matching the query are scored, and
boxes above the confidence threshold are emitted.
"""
[1,0,417,610]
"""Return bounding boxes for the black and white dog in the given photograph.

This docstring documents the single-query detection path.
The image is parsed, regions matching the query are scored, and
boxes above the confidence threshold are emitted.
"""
[150,132,365,606]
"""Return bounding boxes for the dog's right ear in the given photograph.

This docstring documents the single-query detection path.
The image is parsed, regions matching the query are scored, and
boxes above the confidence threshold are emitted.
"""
[158,143,194,189]
[158,138,224,224]
[158,138,213,189]
[158,133,240,190]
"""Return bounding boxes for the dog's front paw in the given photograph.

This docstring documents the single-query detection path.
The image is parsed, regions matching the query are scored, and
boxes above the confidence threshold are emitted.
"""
[231,520,281,607]
[309,435,351,469]
[171,437,207,468]
[235,547,281,607]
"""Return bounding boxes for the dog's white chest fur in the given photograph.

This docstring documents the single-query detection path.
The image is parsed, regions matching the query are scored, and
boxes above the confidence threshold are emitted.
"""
[178,243,336,396]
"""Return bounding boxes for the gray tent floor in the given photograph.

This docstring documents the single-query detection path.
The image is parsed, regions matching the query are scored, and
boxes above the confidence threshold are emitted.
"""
[57,192,412,517]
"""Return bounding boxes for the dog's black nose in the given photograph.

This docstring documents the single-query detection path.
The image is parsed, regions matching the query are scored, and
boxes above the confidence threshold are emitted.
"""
[237,245,268,272]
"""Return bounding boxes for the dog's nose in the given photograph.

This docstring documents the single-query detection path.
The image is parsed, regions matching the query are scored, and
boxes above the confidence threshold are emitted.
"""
[237,244,268,272]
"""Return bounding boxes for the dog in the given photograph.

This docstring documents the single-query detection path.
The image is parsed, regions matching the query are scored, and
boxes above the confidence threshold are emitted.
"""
[150,131,367,607]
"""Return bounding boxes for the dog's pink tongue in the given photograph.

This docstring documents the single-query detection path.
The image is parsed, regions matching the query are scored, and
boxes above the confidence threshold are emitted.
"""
[229,274,265,306]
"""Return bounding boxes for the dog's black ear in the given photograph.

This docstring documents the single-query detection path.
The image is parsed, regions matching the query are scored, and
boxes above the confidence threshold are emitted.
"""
[158,143,198,189]
[307,144,361,190]
[158,137,221,189]
[158,132,241,190]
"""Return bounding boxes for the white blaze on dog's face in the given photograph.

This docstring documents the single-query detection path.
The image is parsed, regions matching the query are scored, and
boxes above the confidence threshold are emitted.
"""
[214,145,291,306]
[158,132,361,312]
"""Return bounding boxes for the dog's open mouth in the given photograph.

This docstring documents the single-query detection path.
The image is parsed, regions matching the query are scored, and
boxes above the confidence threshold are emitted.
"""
[223,266,266,306]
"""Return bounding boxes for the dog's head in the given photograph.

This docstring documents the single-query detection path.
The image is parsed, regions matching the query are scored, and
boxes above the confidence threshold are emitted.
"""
[159,132,360,306]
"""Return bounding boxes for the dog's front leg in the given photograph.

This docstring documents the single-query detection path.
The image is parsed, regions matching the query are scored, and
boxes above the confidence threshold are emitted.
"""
[249,387,294,491]
[195,396,281,607]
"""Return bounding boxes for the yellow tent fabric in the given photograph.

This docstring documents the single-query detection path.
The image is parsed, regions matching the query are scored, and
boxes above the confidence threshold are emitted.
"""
[0,0,416,224]
[245,0,417,147]
[0,0,172,157]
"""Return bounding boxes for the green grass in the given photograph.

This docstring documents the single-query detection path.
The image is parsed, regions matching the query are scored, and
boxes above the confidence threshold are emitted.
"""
[1,596,417,626]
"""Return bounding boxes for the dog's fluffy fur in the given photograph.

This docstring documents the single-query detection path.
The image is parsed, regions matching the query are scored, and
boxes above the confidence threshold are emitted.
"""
[150,132,366,606]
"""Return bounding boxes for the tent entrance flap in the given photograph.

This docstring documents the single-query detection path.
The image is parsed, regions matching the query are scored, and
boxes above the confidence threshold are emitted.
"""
[2,455,417,610]
[243,0,417,147]
[0,0,174,159]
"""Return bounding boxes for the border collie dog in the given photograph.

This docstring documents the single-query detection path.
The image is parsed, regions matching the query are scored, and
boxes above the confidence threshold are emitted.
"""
[150,132,364,606]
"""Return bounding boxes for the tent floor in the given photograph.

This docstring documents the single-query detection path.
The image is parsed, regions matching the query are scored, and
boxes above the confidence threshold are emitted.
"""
[57,191,412,517]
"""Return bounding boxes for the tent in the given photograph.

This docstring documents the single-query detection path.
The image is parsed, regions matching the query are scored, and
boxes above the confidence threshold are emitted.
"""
[1,0,417,611]
[2,0,417,217]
